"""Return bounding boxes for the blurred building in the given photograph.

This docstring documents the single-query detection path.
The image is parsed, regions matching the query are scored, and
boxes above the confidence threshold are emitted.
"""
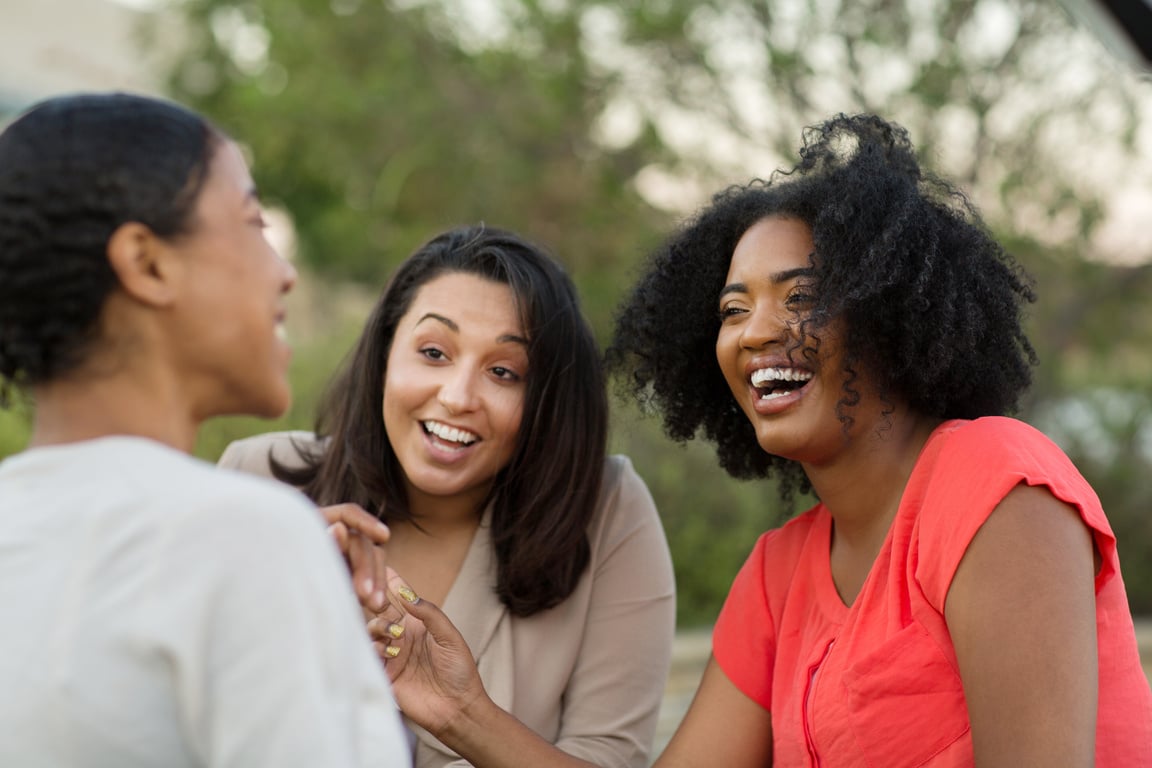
[0,0,171,121]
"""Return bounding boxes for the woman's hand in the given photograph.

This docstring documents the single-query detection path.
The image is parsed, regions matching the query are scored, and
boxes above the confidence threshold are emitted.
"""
[372,569,604,768]
[320,503,390,613]
[371,568,487,737]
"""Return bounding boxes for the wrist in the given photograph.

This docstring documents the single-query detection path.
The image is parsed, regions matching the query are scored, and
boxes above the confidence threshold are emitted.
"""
[436,689,504,754]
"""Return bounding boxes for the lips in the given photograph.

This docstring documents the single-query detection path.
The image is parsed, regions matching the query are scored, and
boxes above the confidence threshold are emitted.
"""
[273,308,288,343]
[422,419,478,447]
[750,365,813,400]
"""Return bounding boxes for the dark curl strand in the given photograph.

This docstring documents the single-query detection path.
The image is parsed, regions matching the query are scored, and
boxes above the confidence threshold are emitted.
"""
[607,114,1037,499]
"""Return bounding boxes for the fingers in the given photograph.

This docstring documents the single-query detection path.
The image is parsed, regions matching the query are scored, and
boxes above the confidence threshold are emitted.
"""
[327,521,350,551]
[345,532,387,612]
[320,504,389,613]
[383,570,465,651]
[321,503,391,546]
[367,614,408,666]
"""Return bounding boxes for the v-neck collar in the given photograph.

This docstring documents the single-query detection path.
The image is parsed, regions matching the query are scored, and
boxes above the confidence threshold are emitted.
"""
[439,503,509,666]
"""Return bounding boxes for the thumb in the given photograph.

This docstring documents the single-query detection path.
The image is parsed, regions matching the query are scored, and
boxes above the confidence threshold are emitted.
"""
[385,569,465,649]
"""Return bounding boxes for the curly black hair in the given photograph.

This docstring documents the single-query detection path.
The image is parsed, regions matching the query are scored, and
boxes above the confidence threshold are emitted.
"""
[607,114,1037,498]
[0,92,221,404]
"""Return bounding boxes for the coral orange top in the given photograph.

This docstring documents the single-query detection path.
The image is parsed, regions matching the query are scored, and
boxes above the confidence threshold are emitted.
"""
[713,417,1152,766]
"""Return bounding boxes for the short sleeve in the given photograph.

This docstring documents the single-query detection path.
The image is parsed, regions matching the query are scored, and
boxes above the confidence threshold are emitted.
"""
[913,417,1116,614]
[713,532,778,710]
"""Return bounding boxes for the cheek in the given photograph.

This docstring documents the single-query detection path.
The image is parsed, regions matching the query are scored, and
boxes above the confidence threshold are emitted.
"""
[497,391,526,442]
[381,363,409,425]
[715,332,742,392]
[715,325,738,365]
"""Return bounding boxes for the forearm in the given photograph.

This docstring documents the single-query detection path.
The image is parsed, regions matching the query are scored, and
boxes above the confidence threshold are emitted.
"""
[438,694,601,768]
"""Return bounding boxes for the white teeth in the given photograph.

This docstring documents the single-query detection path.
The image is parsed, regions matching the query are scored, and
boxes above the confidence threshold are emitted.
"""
[750,367,812,387]
[274,324,287,342]
[423,420,478,446]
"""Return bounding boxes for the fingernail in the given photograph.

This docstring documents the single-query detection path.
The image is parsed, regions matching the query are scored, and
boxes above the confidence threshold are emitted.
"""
[387,622,404,639]
[397,585,419,604]
[384,645,401,658]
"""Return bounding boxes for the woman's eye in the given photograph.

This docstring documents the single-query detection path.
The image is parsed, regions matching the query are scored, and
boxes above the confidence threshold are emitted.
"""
[785,289,815,308]
[490,366,522,382]
[420,347,446,361]
[718,304,746,320]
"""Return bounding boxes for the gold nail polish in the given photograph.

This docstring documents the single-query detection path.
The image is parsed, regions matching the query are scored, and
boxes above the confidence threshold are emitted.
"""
[387,623,404,639]
[397,585,419,603]
[384,645,401,658]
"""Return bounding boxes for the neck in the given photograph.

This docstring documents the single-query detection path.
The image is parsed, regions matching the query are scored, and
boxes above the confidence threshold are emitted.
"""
[30,369,200,454]
[803,411,941,549]
[404,482,490,535]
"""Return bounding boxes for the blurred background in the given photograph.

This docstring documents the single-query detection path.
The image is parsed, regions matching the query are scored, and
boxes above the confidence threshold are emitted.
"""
[2,0,1151,636]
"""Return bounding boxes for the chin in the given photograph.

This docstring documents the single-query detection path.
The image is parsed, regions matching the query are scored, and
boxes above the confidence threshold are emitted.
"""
[259,391,293,419]
[237,383,293,421]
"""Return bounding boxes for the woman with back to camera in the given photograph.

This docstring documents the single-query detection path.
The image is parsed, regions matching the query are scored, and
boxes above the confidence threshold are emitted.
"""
[0,93,410,766]
[218,224,677,768]
[372,114,1152,767]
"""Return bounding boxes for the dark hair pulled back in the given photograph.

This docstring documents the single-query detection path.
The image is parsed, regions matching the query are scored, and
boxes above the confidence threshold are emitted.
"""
[0,92,221,402]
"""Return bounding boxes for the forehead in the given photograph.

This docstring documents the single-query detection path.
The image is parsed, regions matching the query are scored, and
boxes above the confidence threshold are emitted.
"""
[728,216,814,278]
[403,272,524,334]
[198,140,256,202]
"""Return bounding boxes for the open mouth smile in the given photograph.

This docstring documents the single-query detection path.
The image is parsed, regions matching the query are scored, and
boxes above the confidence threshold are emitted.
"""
[750,366,813,401]
[422,420,479,447]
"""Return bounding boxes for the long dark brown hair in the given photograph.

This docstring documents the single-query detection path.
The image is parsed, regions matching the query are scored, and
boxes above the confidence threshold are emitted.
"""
[275,224,608,616]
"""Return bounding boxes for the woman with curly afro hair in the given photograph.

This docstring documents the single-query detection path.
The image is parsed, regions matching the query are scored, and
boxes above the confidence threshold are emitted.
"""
[367,114,1151,768]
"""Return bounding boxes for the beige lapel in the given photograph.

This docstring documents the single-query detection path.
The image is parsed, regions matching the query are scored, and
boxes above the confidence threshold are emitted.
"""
[408,505,515,766]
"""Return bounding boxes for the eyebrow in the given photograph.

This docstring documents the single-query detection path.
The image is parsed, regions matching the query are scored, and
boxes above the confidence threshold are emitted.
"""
[415,313,529,346]
[718,265,815,299]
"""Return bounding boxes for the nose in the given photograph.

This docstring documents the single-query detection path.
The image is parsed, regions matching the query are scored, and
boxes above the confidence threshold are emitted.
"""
[739,302,790,350]
[438,365,480,416]
[280,255,299,295]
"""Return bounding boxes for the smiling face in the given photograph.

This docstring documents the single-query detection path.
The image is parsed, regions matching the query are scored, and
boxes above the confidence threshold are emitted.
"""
[166,139,297,421]
[382,271,528,511]
[715,215,855,466]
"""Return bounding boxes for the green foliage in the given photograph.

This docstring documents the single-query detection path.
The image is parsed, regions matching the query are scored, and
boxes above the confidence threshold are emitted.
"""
[0,399,31,458]
[144,0,1152,625]
[167,0,669,340]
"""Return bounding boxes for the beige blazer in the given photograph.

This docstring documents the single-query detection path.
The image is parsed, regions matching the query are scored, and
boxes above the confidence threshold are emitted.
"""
[219,432,677,768]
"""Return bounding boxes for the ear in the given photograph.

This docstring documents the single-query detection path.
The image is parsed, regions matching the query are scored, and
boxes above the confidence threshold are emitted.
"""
[106,222,179,307]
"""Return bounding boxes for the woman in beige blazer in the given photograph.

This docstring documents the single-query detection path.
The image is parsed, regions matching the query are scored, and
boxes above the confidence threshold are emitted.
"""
[219,225,676,768]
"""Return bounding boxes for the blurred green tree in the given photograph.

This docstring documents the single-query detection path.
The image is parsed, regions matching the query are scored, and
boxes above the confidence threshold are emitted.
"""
[153,0,1152,623]
[166,0,670,337]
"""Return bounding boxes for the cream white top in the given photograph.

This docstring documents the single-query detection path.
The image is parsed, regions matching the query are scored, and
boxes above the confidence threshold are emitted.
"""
[0,436,411,768]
